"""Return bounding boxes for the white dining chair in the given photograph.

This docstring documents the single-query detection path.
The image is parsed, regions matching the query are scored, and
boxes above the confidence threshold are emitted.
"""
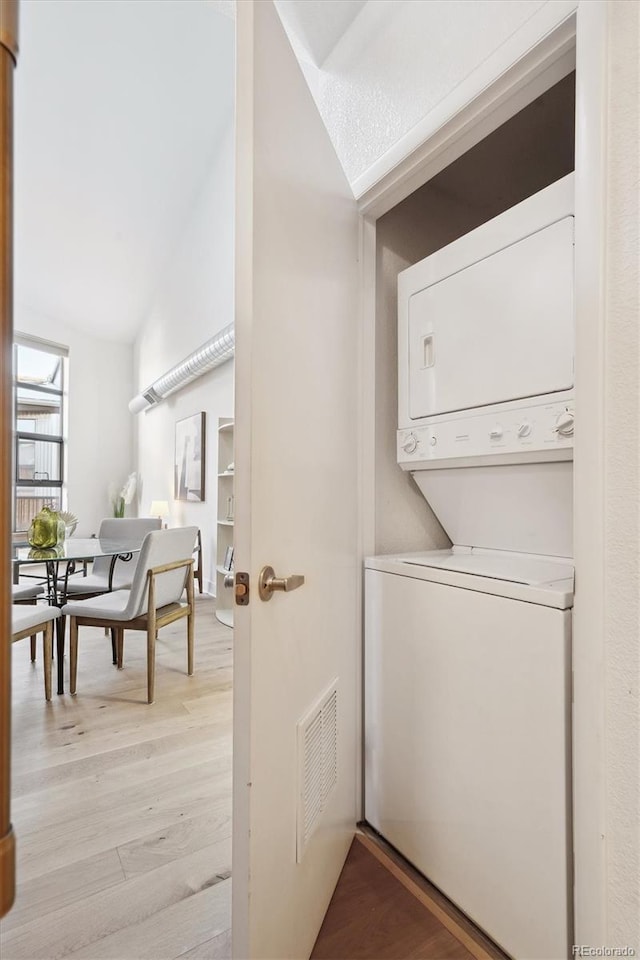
[62,517,162,666]
[62,526,198,704]
[12,583,45,602]
[11,605,61,701]
[63,517,162,596]
[12,582,46,662]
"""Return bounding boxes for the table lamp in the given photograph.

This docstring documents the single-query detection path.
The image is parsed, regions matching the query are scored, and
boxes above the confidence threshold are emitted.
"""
[149,500,170,528]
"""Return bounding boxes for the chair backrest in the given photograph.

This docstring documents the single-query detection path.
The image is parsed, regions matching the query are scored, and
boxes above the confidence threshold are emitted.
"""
[124,526,199,619]
[93,517,162,580]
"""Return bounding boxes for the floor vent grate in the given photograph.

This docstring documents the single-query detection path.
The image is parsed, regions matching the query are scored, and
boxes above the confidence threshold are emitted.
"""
[296,680,338,862]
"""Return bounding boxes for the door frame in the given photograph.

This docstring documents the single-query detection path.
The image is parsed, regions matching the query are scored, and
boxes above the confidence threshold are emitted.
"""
[356,0,607,947]
[0,0,18,921]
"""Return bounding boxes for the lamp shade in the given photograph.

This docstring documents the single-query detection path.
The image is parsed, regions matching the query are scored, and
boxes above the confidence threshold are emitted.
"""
[149,500,169,519]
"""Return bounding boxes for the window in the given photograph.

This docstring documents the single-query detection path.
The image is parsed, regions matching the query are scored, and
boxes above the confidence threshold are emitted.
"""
[13,337,67,539]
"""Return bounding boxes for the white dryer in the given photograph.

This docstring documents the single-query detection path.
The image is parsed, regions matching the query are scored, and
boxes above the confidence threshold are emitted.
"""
[365,175,575,960]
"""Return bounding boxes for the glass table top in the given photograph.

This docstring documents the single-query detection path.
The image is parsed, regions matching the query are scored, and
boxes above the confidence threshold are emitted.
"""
[12,538,143,564]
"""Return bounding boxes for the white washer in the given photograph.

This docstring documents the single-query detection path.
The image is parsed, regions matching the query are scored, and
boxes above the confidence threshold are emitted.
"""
[364,549,573,960]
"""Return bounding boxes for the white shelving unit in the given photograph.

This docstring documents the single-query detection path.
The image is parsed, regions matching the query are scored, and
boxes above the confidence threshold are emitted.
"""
[216,418,234,627]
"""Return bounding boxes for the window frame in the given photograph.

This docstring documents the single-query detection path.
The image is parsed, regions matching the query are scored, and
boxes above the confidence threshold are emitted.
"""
[13,337,67,537]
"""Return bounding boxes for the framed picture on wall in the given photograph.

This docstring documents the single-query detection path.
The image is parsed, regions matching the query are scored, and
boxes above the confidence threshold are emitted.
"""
[175,412,206,501]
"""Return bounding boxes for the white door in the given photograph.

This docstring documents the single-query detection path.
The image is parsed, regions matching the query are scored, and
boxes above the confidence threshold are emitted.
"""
[232,3,361,958]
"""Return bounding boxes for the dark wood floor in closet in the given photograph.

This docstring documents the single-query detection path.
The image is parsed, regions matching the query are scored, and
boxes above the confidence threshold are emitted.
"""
[312,833,508,960]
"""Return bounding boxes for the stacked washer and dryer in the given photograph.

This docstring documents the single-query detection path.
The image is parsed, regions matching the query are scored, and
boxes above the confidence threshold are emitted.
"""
[364,174,575,960]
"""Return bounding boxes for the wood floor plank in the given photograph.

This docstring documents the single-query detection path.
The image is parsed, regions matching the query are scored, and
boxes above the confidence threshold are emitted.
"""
[64,879,231,960]
[12,719,227,799]
[174,927,232,959]
[1,849,125,934]
[116,808,232,879]
[11,707,224,775]
[1,841,231,960]
[181,687,233,718]
[13,734,231,833]
[14,685,229,774]
[13,750,231,840]
[16,768,231,884]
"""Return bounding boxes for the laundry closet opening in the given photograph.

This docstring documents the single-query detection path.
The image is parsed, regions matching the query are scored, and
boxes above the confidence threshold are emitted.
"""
[372,70,575,556]
[363,66,577,960]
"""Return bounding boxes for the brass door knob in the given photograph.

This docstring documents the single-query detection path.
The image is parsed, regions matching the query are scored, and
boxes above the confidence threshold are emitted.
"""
[258,565,305,601]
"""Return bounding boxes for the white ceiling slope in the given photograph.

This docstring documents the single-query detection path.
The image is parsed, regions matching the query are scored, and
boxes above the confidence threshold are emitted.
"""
[275,0,367,66]
[15,0,235,343]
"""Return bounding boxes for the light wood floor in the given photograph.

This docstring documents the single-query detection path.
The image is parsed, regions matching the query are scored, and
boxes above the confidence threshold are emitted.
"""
[0,594,233,960]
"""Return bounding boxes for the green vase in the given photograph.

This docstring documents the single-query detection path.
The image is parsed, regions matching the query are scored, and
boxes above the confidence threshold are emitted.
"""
[28,506,61,548]
[28,546,63,560]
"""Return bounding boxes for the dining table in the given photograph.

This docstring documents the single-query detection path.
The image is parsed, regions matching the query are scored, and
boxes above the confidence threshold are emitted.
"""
[12,537,143,695]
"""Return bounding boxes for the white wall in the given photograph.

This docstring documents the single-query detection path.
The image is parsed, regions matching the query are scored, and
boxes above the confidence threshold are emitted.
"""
[15,304,133,537]
[133,123,235,596]
[604,0,639,946]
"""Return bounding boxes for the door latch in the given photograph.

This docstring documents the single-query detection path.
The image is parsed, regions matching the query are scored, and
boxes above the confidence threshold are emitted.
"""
[235,571,250,606]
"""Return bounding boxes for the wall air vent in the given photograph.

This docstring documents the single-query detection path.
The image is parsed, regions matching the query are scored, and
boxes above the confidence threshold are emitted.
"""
[296,680,338,863]
[128,322,235,414]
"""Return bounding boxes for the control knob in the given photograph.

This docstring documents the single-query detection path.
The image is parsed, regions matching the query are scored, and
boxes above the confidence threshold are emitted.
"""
[517,421,532,439]
[402,433,418,454]
[554,409,574,438]
[489,425,503,440]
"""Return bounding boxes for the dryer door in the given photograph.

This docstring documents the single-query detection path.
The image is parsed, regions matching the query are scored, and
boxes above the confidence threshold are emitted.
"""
[408,216,574,419]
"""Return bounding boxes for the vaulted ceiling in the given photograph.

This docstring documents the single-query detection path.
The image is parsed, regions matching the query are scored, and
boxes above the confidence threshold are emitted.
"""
[14,0,369,345]
[14,0,235,343]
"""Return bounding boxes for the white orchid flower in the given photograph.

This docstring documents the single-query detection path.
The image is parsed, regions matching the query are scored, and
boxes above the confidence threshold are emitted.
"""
[120,472,138,505]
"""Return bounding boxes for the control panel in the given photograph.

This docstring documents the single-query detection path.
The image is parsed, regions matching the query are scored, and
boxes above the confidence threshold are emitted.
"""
[398,400,574,467]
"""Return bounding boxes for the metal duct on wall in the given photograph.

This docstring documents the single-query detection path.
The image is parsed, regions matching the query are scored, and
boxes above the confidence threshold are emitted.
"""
[129,322,235,413]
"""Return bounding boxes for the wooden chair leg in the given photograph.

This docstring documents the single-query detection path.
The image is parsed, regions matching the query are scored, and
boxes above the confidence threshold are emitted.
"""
[187,610,194,677]
[116,628,124,670]
[43,623,52,701]
[70,617,78,695]
[187,566,195,676]
[147,624,156,705]
[30,634,36,662]
[110,627,117,665]
[195,530,203,595]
